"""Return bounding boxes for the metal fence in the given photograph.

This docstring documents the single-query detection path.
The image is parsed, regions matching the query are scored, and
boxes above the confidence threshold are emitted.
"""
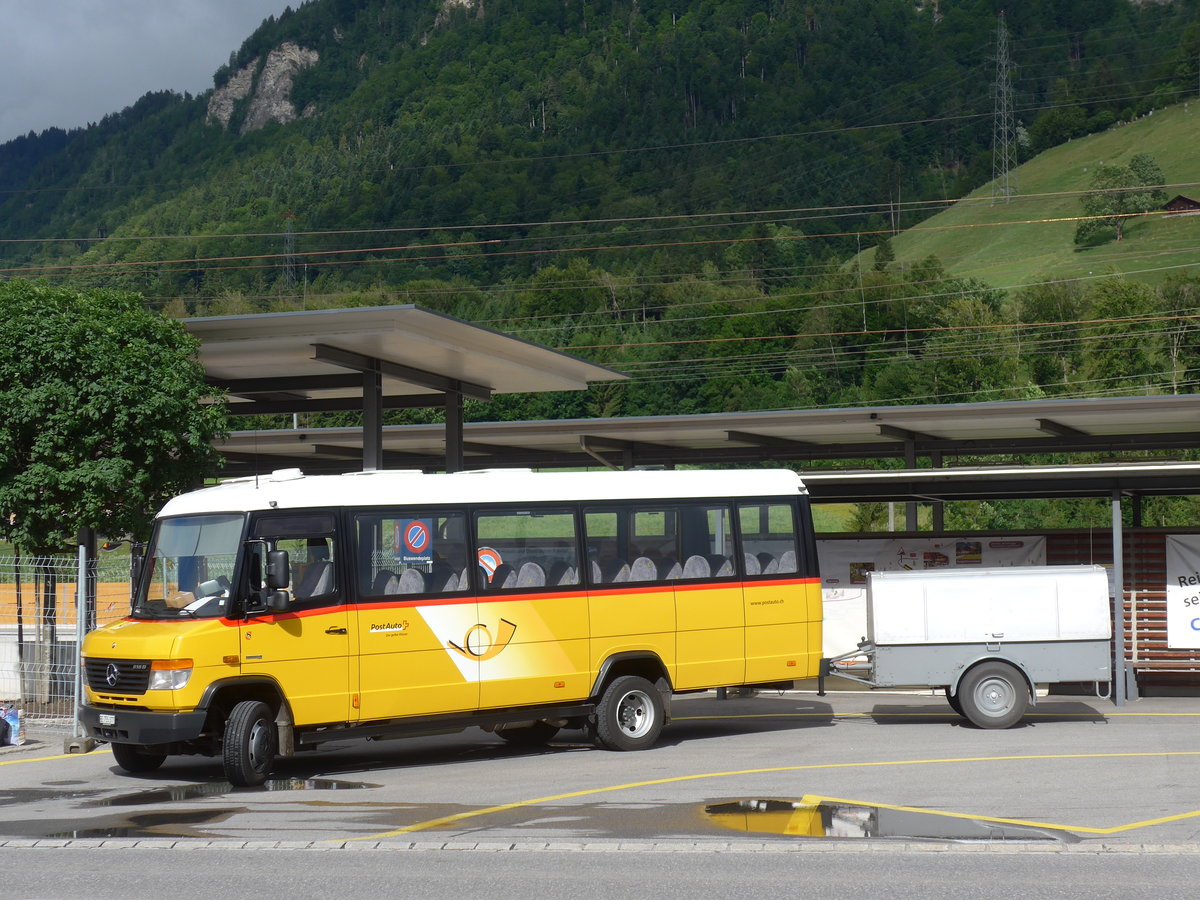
[0,555,132,733]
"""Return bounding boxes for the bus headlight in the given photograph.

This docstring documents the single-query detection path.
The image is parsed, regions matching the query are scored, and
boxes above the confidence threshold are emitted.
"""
[148,659,193,691]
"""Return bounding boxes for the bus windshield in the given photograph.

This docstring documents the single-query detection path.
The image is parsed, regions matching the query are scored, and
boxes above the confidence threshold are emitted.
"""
[132,514,245,619]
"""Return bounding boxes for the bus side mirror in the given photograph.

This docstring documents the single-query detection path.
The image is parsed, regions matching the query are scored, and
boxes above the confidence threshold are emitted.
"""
[266,550,290,590]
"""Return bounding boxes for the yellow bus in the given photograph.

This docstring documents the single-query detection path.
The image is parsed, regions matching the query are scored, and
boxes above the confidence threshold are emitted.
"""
[80,468,821,785]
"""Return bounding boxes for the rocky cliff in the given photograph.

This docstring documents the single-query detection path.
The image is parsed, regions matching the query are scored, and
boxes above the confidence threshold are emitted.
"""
[206,42,319,134]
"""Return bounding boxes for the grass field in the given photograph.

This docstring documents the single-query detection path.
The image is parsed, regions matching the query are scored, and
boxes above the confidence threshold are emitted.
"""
[862,101,1200,289]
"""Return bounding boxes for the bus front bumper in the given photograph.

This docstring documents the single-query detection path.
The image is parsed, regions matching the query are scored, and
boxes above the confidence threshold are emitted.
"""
[80,705,207,746]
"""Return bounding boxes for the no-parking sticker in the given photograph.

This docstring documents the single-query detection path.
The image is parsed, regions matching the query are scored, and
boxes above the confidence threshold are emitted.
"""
[396,519,433,564]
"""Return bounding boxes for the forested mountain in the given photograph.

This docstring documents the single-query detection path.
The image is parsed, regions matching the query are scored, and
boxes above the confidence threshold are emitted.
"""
[4,0,1200,425]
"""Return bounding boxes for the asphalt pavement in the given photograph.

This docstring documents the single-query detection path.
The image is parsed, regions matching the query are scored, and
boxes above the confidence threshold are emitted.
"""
[2,688,1198,850]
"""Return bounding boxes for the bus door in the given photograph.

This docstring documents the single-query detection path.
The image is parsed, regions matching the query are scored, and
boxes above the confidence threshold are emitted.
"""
[243,513,354,728]
[673,504,745,689]
[475,508,590,709]
[737,501,813,684]
[352,511,479,720]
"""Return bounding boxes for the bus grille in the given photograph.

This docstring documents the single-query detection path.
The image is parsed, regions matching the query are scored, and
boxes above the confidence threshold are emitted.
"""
[85,659,151,694]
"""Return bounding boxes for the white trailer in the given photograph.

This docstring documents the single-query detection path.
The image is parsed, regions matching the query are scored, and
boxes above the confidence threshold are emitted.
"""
[822,565,1113,728]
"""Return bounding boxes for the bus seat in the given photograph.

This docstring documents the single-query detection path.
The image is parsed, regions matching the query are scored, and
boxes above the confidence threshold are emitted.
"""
[397,568,426,593]
[371,570,398,594]
[657,558,682,581]
[296,559,332,598]
[629,557,657,582]
[778,550,797,573]
[490,563,517,589]
[429,566,459,592]
[683,555,710,579]
[743,553,761,576]
[756,552,779,575]
[706,554,734,577]
[593,558,630,584]
[548,561,577,585]
[516,561,546,587]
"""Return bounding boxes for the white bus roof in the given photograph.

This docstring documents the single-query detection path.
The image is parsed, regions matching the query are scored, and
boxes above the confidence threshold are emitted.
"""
[160,468,808,517]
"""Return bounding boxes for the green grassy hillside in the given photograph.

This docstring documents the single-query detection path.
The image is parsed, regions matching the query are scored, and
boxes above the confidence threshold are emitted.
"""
[873,102,1200,288]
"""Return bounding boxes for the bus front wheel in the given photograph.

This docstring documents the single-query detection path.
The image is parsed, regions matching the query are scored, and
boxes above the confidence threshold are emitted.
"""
[223,700,277,786]
[594,675,664,751]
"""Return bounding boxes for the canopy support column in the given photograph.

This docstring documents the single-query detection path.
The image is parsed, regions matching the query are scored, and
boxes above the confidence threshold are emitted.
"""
[445,392,464,473]
[1111,490,1129,707]
[362,369,383,472]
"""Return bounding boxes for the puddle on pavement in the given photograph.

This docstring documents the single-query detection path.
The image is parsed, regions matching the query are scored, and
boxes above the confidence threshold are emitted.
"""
[705,798,1078,843]
[85,777,379,808]
[0,778,383,840]
[0,787,104,806]
[5,780,1078,842]
[49,808,239,839]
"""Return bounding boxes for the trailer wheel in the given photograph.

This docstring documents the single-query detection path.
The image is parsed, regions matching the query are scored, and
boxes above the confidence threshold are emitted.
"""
[110,742,167,774]
[223,700,277,786]
[958,662,1028,729]
[594,675,664,751]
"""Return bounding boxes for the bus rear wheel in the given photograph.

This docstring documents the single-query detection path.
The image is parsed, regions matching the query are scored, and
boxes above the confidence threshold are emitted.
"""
[594,675,665,751]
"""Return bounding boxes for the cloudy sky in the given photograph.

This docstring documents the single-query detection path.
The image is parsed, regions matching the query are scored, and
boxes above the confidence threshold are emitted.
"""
[1,1,295,144]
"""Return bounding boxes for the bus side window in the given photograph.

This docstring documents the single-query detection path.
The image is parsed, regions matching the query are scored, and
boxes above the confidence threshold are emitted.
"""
[276,537,335,599]
[355,511,469,598]
[475,508,579,590]
[679,504,734,579]
[737,502,798,575]
[251,513,340,608]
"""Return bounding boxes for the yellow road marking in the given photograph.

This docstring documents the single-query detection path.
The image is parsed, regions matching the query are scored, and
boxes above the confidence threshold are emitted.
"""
[0,747,110,766]
[349,750,1200,841]
[674,711,1200,720]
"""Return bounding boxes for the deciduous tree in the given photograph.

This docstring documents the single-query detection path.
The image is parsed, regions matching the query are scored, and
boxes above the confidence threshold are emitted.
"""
[0,281,227,553]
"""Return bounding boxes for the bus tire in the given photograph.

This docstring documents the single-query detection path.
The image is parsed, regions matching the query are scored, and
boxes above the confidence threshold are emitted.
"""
[223,700,277,786]
[594,675,664,751]
[958,662,1028,729]
[110,742,167,774]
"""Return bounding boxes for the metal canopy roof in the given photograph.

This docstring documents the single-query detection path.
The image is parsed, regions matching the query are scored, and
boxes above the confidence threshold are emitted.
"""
[217,394,1200,475]
[801,461,1200,503]
[187,305,625,472]
[189,305,625,412]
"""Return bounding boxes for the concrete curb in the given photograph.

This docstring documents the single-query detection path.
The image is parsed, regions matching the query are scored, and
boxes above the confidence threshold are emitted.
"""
[2,838,1199,854]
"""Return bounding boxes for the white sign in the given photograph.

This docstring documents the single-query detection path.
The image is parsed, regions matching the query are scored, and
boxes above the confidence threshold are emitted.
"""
[818,536,1046,588]
[817,537,1047,657]
[1164,535,1200,649]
